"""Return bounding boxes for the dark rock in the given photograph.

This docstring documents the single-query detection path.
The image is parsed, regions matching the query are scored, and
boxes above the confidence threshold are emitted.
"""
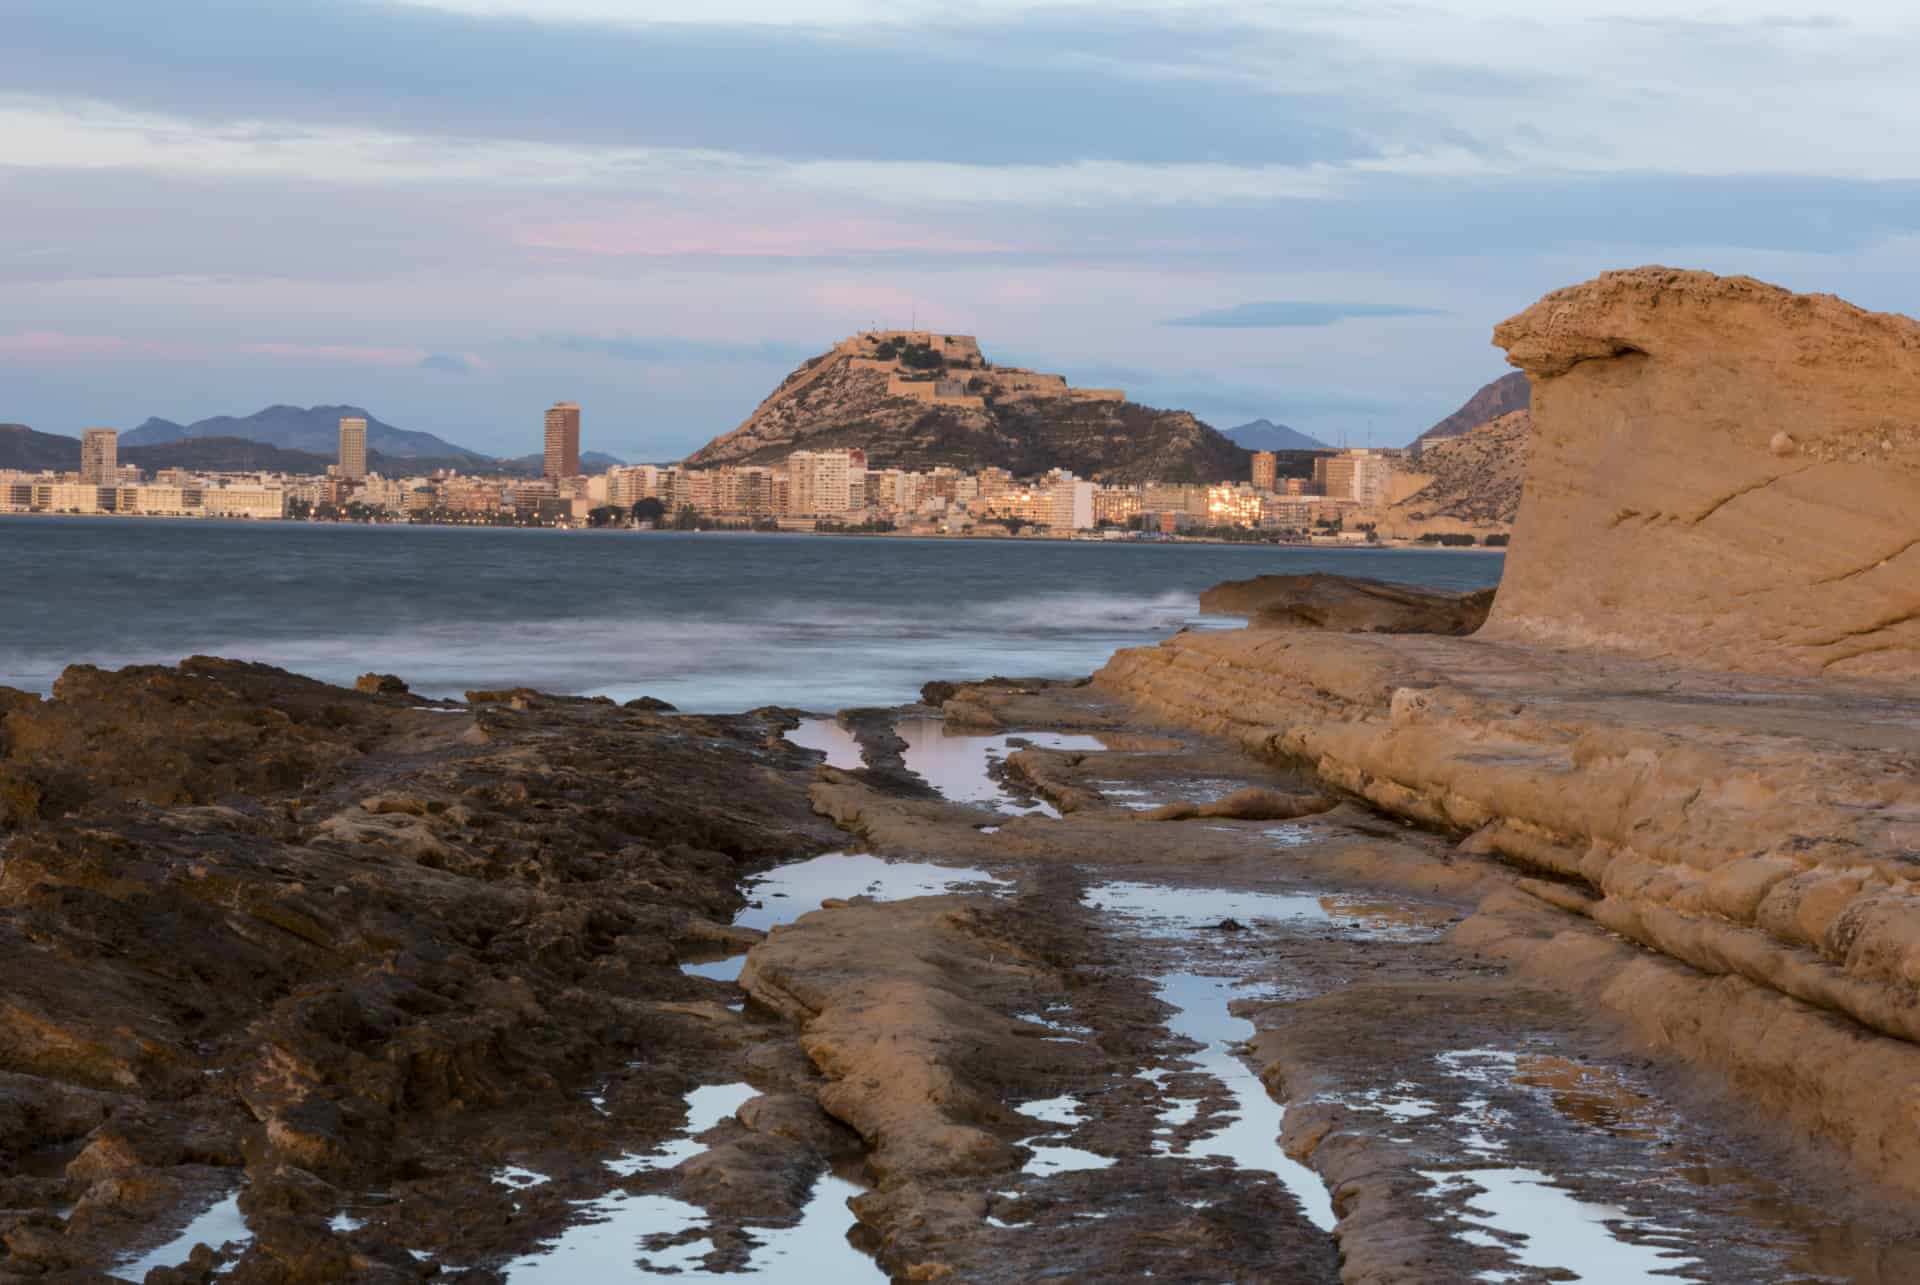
[623,696,677,711]
[353,673,409,695]
[0,657,841,1277]
[1200,574,1495,636]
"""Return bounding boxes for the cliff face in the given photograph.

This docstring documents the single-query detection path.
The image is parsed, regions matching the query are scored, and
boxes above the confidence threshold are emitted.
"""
[1409,371,1529,451]
[1487,266,1920,680]
[1090,268,1920,1200]
[688,333,1250,483]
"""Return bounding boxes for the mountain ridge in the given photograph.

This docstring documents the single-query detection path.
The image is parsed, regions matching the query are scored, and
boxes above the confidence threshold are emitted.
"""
[1223,419,1328,451]
[1409,372,1529,451]
[1,423,624,477]
[122,404,490,461]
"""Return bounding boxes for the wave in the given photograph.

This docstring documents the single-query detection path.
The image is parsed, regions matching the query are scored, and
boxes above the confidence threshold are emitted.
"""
[0,588,1209,709]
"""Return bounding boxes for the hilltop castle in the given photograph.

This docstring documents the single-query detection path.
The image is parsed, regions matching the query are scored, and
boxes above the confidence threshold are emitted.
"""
[834,330,1125,411]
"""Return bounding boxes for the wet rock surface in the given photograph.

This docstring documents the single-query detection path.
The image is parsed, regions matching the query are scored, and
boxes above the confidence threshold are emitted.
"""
[1198,574,1496,636]
[0,658,841,1281]
[8,643,1920,1281]
[752,680,1920,1281]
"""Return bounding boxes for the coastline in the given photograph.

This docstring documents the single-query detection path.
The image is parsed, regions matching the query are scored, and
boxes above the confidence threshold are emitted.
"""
[4,642,1915,1282]
[1,509,1505,551]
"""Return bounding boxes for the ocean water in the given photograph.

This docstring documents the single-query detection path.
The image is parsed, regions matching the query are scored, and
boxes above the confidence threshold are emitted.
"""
[4,517,1501,711]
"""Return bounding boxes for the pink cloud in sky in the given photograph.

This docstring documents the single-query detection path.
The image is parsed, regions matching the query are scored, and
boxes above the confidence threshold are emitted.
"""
[0,331,429,367]
[510,208,1010,259]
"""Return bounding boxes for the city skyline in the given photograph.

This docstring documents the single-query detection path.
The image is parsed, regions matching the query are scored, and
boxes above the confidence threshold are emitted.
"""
[8,3,1919,460]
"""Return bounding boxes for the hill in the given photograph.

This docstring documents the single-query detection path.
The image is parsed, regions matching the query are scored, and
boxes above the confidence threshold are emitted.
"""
[121,437,337,474]
[500,450,626,476]
[687,331,1250,483]
[0,424,81,471]
[1378,410,1530,540]
[1224,419,1327,451]
[123,405,489,461]
[1409,372,1529,451]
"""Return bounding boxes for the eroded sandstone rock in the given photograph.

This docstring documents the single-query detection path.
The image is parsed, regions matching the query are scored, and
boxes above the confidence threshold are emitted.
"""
[1487,266,1920,679]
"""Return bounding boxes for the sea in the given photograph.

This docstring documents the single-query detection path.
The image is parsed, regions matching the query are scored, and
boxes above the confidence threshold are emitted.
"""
[5,517,1502,712]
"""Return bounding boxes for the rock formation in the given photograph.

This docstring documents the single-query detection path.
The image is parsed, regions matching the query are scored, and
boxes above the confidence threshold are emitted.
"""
[0,658,842,1278]
[1092,267,1920,1201]
[687,330,1250,483]
[1199,573,1495,635]
[1486,266,1920,680]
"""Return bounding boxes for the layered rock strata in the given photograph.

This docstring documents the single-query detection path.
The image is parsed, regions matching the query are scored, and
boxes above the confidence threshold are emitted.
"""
[1095,628,1920,1196]
[1486,266,1920,679]
[1094,267,1920,1199]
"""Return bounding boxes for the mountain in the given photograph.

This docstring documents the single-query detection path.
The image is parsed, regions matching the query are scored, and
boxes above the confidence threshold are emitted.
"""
[500,450,626,475]
[0,424,81,472]
[687,331,1249,483]
[122,437,337,474]
[3,422,623,479]
[1224,419,1327,451]
[123,405,490,461]
[1409,372,1529,451]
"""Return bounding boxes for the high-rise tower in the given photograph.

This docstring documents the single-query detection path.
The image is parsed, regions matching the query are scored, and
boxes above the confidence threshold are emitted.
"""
[338,416,368,480]
[1250,450,1277,492]
[544,402,581,478]
[80,428,118,485]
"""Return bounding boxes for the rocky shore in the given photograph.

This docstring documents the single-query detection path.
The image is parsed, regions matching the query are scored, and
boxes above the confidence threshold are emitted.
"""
[0,659,845,1281]
[6,266,1919,1284]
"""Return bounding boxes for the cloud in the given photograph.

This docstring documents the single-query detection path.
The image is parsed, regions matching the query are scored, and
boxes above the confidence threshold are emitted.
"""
[508,333,819,364]
[420,352,474,373]
[1161,301,1446,328]
[0,0,1382,169]
[0,330,428,366]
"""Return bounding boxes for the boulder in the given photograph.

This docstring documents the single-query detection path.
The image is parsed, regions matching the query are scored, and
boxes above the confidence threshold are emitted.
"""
[1199,573,1494,636]
[1487,266,1920,680]
[352,673,408,695]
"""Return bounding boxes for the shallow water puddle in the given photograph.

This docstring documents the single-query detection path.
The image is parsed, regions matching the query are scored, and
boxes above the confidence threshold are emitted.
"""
[681,955,750,982]
[1089,878,1447,946]
[1149,972,1337,1231]
[607,1082,758,1176]
[503,1174,881,1282]
[1093,777,1249,810]
[679,853,1008,983]
[111,1190,252,1281]
[494,1165,551,1190]
[1316,895,1455,942]
[1420,1166,1699,1283]
[1013,1094,1115,1179]
[895,716,1105,813]
[1014,1005,1093,1040]
[507,1079,885,1282]
[735,852,1008,935]
[785,717,865,770]
[1087,880,1330,929]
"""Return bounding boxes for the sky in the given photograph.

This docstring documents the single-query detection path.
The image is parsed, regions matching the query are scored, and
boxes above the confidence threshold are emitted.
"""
[5,1,1919,459]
